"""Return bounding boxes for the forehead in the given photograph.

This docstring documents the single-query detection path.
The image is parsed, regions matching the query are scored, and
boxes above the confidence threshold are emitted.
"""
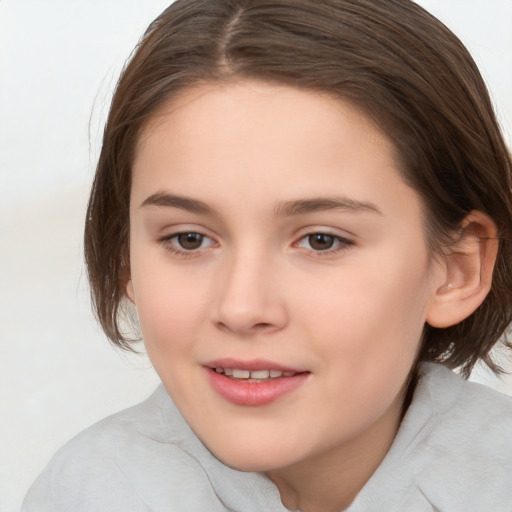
[136,80,390,159]
[131,80,420,222]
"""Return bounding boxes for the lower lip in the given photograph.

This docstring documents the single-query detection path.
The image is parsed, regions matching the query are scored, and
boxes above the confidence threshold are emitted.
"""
[206,368,309,406]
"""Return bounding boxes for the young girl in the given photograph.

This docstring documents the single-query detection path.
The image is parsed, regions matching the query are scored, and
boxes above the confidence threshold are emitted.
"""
[24,1,512,511]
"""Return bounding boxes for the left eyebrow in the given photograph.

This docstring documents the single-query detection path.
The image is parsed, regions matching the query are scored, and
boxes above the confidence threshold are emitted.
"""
[274,197,382,217]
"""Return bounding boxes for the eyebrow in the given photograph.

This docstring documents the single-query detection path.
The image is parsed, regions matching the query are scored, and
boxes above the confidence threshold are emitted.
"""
[274,197,382,217]
[141,192,381,217]
[141,192,213,214]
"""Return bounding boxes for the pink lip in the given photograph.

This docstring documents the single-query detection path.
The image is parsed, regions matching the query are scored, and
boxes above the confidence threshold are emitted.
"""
[204,359,309,406]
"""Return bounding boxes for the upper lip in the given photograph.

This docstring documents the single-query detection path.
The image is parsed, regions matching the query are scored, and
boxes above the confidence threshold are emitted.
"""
[204,358,306,373]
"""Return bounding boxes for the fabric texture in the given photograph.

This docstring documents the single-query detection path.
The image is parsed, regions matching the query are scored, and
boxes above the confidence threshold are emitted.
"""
[23,363,512,512]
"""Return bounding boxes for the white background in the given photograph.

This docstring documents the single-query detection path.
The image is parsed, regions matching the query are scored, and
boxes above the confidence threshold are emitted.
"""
[1,1,512,510]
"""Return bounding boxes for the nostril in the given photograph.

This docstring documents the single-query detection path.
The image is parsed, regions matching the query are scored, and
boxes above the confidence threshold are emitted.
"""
[214,320,277,334]
[254,322,273,329]
[212,289,289,334]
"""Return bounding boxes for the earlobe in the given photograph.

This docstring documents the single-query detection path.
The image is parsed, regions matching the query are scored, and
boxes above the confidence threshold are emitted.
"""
[426,211,498,328]
[126,278,135,304]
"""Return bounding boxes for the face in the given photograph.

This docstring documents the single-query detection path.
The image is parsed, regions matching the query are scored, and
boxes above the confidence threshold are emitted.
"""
[127,81,444,473]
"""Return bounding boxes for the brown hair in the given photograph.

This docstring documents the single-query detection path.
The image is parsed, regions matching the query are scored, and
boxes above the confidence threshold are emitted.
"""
[84,0,512,377]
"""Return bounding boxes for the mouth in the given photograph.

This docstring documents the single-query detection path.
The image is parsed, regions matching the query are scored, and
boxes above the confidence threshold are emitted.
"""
[211,367,300,382]
[204,359,310,406]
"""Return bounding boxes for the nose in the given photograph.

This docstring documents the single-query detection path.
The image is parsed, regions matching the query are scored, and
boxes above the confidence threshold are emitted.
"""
[212,250,288,336]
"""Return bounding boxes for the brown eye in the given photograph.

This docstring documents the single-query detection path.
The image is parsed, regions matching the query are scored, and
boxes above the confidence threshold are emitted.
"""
[177,232,205,250]
[308,233,335,251]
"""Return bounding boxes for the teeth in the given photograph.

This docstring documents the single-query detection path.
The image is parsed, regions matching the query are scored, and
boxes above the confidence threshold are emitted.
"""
[232,369,250,379]
[216,368,297,379]
[250,370,270,379]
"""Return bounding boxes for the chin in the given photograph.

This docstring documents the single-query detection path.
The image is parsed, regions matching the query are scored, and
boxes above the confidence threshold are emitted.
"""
[209,442,296,473]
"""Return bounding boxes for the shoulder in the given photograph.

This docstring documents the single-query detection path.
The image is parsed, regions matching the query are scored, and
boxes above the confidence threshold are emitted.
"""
[420,363,512,443]
[22,386,226,512]
[409,364,512,511]
[349,364,512,512]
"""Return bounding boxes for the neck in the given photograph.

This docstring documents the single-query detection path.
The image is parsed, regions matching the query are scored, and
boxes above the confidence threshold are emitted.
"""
[266,391,405,512]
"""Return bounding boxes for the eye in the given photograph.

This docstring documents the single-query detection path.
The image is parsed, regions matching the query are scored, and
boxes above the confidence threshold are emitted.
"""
[295,232,354,254]
[306,233,336,251]
[175,232,208,250]
[160,231,217,256]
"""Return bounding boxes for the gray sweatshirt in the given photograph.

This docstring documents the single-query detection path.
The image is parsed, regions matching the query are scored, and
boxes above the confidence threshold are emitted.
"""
[23,363,512,512]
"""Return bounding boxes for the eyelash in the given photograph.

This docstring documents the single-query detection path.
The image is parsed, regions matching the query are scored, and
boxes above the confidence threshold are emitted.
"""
[294,232,355,256]
[158,231,355,259]
[159,232,216,259]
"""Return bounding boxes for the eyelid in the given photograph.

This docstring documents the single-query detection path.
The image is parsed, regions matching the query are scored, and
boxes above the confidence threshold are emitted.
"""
[292,228,355,256]
[157,223,219,242]
[158,227,219,258]
[156,224,355,259]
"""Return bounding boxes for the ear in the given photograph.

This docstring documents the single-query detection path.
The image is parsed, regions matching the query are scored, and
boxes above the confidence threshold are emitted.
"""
[426,211,498,328]
[120,250,135,303]
[125,278,135,303]
[118,251,135,303]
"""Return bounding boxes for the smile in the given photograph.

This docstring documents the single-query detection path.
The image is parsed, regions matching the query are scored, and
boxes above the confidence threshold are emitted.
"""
[205,361,310,406]
[214,368,298,381]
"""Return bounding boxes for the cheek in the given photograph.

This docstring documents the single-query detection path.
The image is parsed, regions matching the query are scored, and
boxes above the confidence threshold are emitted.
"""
[132,276,211,400]
[130,266,211,357]
[295,254,431,372]
[294,264,429,428]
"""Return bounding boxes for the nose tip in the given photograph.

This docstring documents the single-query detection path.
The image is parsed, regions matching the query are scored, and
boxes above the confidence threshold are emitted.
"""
[212,257,288,336]
[214,291,287,336]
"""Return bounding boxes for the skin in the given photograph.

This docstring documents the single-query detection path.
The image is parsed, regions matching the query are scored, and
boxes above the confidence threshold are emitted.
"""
[126,81,455,512]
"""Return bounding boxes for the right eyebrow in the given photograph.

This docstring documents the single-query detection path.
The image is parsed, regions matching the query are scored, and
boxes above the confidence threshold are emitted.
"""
[140,192,213,215]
